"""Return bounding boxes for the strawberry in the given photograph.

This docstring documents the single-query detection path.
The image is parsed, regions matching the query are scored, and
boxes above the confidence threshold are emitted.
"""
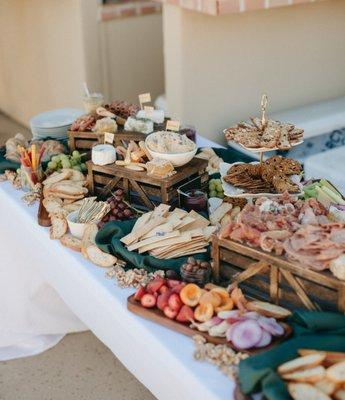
[163,306,178,319]
[157,291,171,311]
[168,293,183,312]
[146,277,166,294]
[172,282,186,294]
[176,305,194,323]
[140,293,156,308]
[167,279,182,288]
[134,286,146,301]
[159,285,169,294]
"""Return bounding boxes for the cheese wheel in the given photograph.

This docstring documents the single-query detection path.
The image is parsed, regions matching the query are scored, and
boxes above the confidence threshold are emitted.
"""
[92,144,116,166]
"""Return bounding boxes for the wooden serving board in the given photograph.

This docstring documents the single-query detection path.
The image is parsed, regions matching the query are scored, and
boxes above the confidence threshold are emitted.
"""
[127,294,292,354]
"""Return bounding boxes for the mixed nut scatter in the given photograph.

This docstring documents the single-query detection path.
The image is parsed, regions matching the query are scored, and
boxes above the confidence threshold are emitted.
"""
[106,264,165,289]
[193,335,248,379]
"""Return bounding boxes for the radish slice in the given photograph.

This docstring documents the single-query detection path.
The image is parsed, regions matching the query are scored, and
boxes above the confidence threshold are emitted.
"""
[230,320,263,350]
[211,316,224,325]
[257,316,285,337]
[255,330,272,348]
[217,310,240,319]
[226,316,247,324]
[226,322,240,342]
[243,311,260,320]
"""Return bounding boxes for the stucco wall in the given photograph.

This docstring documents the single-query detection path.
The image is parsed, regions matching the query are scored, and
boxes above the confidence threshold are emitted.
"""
[0,1,164,127]
[0,0,86,127]
[163,0,345,143]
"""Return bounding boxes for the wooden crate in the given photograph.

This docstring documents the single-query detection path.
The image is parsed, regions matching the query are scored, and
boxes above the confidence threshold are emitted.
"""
[87,158,209,210]
[68,128,147,154]
[212,236,345,313]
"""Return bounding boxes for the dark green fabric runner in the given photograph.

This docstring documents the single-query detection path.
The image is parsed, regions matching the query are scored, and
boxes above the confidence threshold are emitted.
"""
[95,218,209,273]
[0,147,20,173]
[239,310,345,399]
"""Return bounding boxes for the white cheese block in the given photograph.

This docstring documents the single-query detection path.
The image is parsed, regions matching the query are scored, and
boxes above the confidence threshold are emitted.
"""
[137,109,165,124]
[92,144,116,166]
[125,116,153,134]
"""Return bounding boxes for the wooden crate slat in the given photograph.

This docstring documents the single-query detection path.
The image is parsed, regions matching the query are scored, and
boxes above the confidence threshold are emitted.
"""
[213,236,345,313]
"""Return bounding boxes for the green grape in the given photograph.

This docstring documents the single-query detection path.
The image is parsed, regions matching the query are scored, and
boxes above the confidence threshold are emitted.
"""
[217,193,224,199]
[51,155,60,163]
[215,182,223,192]
[72,150,80,158]
[48,161,57,169]
[61,160,71,169]
[209,182,216,191]
[80,163,87,172]
[70,159,77,167]
[60,154,69,160]
[209,190,217,198]
[73,165,82,172]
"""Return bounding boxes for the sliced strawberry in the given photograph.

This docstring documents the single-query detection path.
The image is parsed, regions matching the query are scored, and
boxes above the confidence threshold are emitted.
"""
[176,305,194,323]
[163,306,178,319]
[140,293,156,308]
[134,286,146,301]
[172,282,186,294]
[157,291,171,311]
[167,279,182,288]
[146,277,166,294]
[159,285,169,294]
[168,293,183,312]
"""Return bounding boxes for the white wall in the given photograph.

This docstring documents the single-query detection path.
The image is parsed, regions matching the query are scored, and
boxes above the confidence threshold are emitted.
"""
[163,0,345,143]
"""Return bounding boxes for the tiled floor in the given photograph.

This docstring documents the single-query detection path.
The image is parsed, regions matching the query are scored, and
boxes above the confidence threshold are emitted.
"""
[0,332,156,400]
[0,111,156,400]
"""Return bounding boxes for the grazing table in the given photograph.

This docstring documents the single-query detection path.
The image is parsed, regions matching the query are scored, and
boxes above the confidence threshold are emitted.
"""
[0,136,232,400]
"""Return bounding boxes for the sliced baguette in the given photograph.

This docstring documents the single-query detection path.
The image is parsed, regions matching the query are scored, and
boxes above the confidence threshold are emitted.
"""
[43,198,63,214]
[60,234,82,252]
[246,301,291,319]
[282,366,326,383]
[278,354,326,375]
[315,378,340,395]
[50,215,68,239]
[81,224,98,259]
[62,168,85,182]
[288,383,332,400]
[334,389,345,400]
[298,350,345,366]
[326,361,345,383]
[43,170,72,186]
[85,245,117,268]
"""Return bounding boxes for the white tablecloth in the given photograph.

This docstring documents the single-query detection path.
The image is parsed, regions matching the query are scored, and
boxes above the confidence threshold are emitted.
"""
[0,136,233,399]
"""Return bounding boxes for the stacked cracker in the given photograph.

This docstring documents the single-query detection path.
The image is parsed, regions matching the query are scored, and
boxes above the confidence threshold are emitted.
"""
[278,350,345,400]
[121,204,216,259]
[42,169,117,268]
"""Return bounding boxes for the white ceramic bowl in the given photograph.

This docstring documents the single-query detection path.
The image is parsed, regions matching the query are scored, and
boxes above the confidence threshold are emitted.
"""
[145,137,197,167]
[66,211,87,239]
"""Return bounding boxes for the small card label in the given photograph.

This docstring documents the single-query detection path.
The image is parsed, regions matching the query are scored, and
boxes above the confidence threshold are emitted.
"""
[139,93,151,106]
[166,120,180,132]
[144,105,154,117]
[104,132,115,144]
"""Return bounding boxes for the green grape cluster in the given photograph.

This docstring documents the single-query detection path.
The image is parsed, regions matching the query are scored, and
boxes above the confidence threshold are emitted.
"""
[208,178,224,199]
[47,151,87,173]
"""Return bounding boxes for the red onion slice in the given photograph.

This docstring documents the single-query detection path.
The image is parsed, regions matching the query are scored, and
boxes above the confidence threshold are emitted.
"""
[217,310,240,320]
[226,322,240,342]
[243,311,260,320]
[258,316,285,337]
[255,330,272,348]
[230,320,263,350]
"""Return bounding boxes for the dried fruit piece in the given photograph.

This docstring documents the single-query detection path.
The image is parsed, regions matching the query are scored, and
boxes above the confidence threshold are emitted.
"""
[215,298,234,313]
[194,303,214,322]
[199,291,222,308]
[180,283,202,307]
